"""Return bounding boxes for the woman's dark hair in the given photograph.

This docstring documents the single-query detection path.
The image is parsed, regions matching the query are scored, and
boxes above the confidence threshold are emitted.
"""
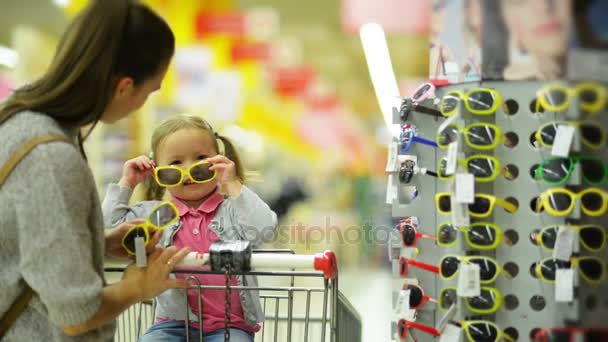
[0,0,175,155]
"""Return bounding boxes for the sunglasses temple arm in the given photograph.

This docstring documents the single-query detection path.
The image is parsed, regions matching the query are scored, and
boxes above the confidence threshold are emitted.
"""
[408,259,440,274]
[419,232,437,241]
[413,104,443,118]
[403,319,442,337]
[412,136,439,148]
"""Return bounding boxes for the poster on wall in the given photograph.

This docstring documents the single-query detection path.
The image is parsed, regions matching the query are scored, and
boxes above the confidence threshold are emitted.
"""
[481,0,572,81]
[568,0,608,81]
[429,0,482,83]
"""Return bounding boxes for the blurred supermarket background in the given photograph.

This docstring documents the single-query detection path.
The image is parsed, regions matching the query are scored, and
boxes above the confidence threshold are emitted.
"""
[0,0,431,340]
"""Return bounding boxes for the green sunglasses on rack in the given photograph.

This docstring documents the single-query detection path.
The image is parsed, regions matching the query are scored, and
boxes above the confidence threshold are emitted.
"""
[535,156,607,186]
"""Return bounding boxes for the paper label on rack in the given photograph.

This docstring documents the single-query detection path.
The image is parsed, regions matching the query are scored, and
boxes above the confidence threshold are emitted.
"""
[552,226,575,260]
[135,236,147,268]
[551,124,575,157]
[439,323,462,342]
[450,196,470,226]
[457,263,480,297]
[386,174,399,204]
[455,173,475,204]
[445,142,459,175]
[395,289,411,314]
[555,269,574,302]
[385,142,399,172]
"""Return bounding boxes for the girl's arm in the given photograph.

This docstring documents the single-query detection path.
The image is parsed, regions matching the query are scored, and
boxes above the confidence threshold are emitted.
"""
[226,181,278,246]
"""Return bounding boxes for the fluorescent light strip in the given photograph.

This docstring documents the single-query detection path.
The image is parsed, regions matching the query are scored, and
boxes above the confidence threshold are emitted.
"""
[0,46,18,68]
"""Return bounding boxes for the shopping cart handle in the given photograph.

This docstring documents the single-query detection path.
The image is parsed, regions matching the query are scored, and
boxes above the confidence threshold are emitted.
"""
[314,250,338,280]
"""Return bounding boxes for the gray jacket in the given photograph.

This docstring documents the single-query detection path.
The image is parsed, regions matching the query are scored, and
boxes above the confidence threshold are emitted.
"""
[102,183,278,326]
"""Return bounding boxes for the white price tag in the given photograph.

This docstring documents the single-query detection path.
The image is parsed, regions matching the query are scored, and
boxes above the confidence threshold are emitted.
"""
[457,263,481,297]
[455,173,475,204]
[135,236,147,268]
[395,289,411,314]
[551,124,576,157]
[386,174,399,204]
[555,268,574,302]
[450,196,470,227]
[552,226,575,260]
[439,323,462,342]
[445,142,459,175]
[386,142,399,172]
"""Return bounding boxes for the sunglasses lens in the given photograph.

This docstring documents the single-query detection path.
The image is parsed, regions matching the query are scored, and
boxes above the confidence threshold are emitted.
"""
[441,93,460,115]
[412,84,431,101]
[540,227,559,249]
[541,158,572,183]
[438,194,452,212]
[467,288,497,311]
[580,88,598,104]
[440,288,457,310]
[579,259,604,281]
[545,192,573,212]
[580,227,604,250]
[440,257,461,278]
[469,258,498,281]
[156,168,182,186]
[467,90,495,112]
[190,162,215,182]
[581,124,603,146]
[401,225,416,246]
[123,227,146,254]
[581,191,604,211]
[581,158,606,184]
[543,89,568,109]
[438,125,460,147]
[468,224,498,247]
[438,224,458,245]
[467,322,499,342]
[407,285,424,308]
[466,125,497,147]
[469,196,491,215]
[539,124,558,146]
[540,259,571,281]
[467,157,496,179]
[149,203,178,227]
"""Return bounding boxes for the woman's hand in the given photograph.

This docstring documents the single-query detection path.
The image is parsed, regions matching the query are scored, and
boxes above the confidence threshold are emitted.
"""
[207,155,242,198]
[121,246,191,302]
[119,155,155,189]
[105,220,161,260]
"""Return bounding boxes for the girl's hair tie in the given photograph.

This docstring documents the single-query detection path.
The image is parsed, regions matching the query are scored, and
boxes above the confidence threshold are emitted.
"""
[214,131,219,138]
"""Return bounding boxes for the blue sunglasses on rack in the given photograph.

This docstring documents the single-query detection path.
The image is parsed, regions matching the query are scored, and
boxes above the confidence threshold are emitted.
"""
[399,124,438,153]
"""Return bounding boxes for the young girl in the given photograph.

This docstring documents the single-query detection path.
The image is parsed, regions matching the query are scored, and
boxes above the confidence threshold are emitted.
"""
[102,114,278,342]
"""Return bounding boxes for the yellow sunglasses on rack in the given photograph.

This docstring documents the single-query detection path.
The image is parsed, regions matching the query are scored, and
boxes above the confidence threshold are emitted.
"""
[535,187,608,217]
[534,256,606,285]
[536,82,607,114]
[437,222,503,250]
[438,154,502,182]
[534,225,607,253]
[436,193,518,218]
[154,160,218,187]
[439,286,503,314]
[440,88,503,116]
[439,255,511,283]
[534,121,606,149]
[121,201,179,255]
[437,123,506,150]
[449,320,515,342]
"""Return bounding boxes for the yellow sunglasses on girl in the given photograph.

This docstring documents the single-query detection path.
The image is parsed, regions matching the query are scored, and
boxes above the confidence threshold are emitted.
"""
[154,160,218,187]
[535,187,608,217]
[436,193,518,218]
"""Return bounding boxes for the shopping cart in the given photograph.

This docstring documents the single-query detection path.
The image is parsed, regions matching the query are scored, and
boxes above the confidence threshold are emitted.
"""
[105,247,361,342]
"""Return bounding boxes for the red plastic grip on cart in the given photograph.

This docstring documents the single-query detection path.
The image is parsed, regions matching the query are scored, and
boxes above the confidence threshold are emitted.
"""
[314,250,338,279]
[398,319,441,338]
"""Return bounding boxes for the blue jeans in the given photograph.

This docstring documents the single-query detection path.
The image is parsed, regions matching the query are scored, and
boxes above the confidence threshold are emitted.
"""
[138,320,255,342]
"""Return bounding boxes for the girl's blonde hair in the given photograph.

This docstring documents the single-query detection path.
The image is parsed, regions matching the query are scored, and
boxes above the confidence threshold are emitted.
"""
[145,114,245,200]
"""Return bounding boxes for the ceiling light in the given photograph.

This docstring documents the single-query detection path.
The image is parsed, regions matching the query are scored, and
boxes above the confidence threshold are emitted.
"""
[0,46,18,68]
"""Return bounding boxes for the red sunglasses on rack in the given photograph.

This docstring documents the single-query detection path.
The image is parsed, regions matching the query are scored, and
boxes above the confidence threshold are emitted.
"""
[403,283,438,310]
[398,319,441,339]
[399,256,440,277]
[534,327,608,342]
[397,222,436,247]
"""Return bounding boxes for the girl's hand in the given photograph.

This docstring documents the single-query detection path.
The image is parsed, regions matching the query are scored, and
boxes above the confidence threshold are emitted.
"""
[122,246,191,302]
[119,155,156,189]
[207,155,242,198]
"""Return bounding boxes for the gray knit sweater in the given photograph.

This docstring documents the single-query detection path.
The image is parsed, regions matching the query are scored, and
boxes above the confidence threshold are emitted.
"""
[0,112,115,341]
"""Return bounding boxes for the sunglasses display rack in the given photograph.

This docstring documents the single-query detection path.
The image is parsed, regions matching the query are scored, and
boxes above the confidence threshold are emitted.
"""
[388,81,608,342]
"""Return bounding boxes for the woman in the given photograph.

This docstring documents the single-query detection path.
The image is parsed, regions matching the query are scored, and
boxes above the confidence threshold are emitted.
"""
[0,1,190,341]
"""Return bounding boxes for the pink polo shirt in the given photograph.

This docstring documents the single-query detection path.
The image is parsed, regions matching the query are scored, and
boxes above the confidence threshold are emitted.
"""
[164,191,259,334]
